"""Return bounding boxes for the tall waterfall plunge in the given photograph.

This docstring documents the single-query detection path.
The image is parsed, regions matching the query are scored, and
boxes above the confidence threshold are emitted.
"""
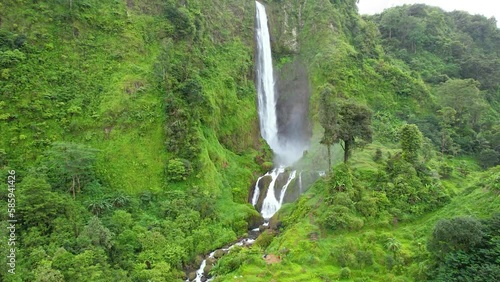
[255,1,279,155]
[186,4,316,281]
[186,4,313,281]
[255,1,307,166]
[254,1,304,220]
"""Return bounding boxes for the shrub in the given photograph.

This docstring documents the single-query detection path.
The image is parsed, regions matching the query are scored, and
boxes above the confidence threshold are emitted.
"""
[373,148,383,162]
[329,164,354,193]
[321,206,364,231]
[166,158,192,181]
[438,162,453,179]
[254,230,276,248]
[339,267,351,279]
[355,250,374,267]
[479,148,500,168]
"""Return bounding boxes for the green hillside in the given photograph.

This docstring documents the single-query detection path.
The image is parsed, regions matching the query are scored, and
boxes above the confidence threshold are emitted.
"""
[1,0,267,281]
[210,1,500,281]
[0,0,498,281]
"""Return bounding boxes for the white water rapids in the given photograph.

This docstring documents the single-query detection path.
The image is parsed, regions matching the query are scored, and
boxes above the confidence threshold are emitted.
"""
[254,167,298,220]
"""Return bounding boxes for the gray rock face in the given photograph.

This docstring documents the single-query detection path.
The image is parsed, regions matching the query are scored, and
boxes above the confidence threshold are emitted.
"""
[283,170,319,204]
[282,177,299,204]
[259,224,269,232]
[268,212,282,230]
[276,59,311,152]
[274,171,290,198]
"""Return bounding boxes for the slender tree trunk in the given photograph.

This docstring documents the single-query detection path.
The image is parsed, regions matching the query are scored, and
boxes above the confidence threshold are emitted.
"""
[76,176,81,193]
[343,140,350,163]
[72,175,76,199]
[327,144,331,175]
[441,131,445,155]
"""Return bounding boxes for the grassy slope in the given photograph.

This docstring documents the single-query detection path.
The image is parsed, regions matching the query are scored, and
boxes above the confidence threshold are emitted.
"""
[0,0,168,192]
[213,154,498,281]
[0,0,262,204]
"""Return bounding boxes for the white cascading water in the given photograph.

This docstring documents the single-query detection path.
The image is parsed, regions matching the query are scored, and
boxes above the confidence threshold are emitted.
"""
[255,1,279,152]
[298,171,303,194]
[259,167,284,219]
[279,170,297,204]
[191,237,256,282]
[251,177,262,206]
[254,1,301,220]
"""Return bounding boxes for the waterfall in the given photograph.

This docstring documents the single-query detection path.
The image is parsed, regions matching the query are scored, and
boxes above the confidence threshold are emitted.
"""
[253,168,300,220]
[278,170,297,204]
[298,171,303,194]
[255,1,279,153]
[254,1,303,220]
[187,3,307,281]
[255,1,306,166]
[260,167,283,219]
[251,177,262,206]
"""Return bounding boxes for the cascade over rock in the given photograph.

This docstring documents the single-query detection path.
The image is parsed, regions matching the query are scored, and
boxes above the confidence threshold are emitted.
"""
[188,3,314,281]
[254,1,311,220]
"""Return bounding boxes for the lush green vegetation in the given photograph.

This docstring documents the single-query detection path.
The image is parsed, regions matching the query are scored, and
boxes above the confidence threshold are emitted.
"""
[210,1,499,281]
[1,0,268,281]
[0,0,498,281]
[368,4,500,168]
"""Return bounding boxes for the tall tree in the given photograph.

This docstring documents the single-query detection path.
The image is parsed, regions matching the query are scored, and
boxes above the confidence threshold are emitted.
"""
[336,102,373,163]
[318,85,338,173]
[400,124,423,163]
[437,79,485,130]
[45,142,98,199]
[437,107,458,155]
[18,171,68,233]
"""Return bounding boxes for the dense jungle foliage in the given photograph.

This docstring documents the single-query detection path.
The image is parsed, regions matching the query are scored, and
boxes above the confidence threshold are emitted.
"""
[0,0,498,281]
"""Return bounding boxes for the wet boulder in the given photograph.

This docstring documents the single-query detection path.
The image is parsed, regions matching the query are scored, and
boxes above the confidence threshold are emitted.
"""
[268,212,282,231]
[188,272,197,281]
[254,175,272,211]
[203,264,213,276]
[274,171,291,199]
[194,255,204,266]
[282,177,299,204]
[206,257,217,266]
[254,229,277,248]
[246,209,265,230]
[213,249,226,259]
